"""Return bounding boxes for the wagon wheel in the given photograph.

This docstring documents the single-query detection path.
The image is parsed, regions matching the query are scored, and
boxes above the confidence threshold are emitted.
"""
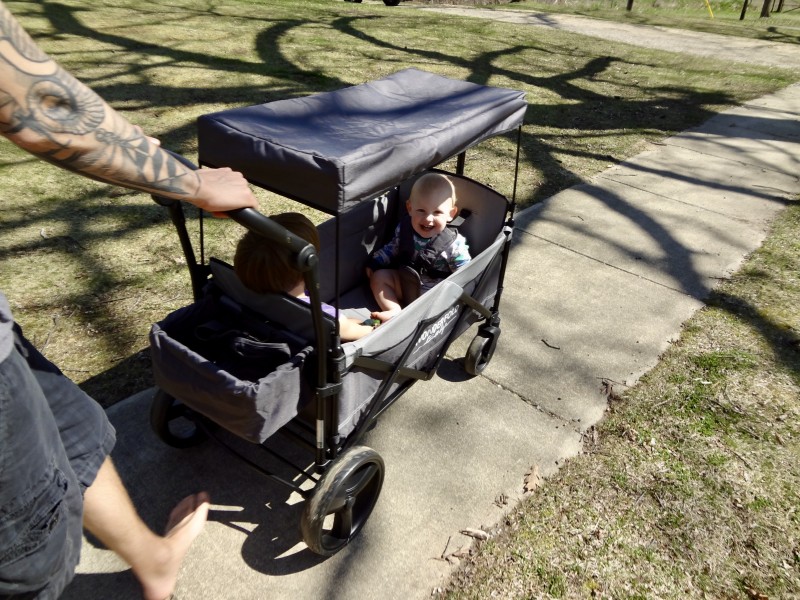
[300,446,385,556]
[150,389,207,448]
[464,330,499,376]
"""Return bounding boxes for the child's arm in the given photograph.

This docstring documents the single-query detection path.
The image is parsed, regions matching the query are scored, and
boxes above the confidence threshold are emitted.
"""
[338,317,377,341]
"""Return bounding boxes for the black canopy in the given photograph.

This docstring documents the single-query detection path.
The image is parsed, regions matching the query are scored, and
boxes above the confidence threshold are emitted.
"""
[197,69,526,215]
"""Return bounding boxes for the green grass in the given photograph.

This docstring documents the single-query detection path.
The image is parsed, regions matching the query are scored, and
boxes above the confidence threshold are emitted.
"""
[0,2,797,388]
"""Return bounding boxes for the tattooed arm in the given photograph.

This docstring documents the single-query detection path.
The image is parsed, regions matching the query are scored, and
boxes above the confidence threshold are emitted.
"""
[0,1,257,213]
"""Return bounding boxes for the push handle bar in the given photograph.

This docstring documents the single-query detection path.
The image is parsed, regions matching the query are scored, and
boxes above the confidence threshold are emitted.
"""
[151,150,317,272]
[150,150,332,430]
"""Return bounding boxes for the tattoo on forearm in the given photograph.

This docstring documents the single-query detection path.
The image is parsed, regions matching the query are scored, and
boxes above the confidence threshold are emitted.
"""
[0,2,50,71]
[17,71,105,135]
[90,126,199,195]
[0,2,199,198]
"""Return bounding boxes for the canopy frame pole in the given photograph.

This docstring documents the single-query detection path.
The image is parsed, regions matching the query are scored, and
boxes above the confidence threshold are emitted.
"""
[511,125,522,217]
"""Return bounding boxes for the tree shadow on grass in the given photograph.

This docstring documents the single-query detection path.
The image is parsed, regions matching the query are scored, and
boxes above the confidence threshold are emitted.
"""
[11,0,793,432]
[330,13,737,201]
[709,289,800,381]
[13,0,794,423]
[6,5,799,595]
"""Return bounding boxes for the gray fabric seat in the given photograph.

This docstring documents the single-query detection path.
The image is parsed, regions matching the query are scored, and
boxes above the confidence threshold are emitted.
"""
[315,171,509,317]
[208,258,335,343]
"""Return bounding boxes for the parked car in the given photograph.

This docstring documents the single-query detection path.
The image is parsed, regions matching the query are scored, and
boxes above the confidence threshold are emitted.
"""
[345,0,407,6]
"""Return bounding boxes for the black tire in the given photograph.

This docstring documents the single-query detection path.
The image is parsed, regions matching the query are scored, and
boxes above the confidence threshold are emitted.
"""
[301,446,384,556]
[149,389,207,448]
[383,0,401,5]
[464,332,498,376]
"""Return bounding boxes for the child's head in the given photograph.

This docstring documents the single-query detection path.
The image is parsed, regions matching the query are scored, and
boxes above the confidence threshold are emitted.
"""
[234,212,319,295]
[406,173,458,239]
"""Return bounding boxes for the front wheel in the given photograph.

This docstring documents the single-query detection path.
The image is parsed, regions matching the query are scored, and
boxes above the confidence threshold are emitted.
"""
[383,0,401,5]
[464,330,499,376]
[300,446,385,556]
[150,389,207,448]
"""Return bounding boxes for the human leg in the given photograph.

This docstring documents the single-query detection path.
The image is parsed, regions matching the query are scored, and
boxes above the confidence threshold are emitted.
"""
[14,327,209,600]
[0,338,84,600]
[370,269,403,322]
[82,460,209,600]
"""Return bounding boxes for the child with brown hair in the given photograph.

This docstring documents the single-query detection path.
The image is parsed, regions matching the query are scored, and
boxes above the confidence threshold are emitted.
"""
[235,212,376,341]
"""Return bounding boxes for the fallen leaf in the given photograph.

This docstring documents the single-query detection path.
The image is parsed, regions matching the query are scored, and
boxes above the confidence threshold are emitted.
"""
[524,465,542,494]
[460,527,489,541]
[746,587,768,600]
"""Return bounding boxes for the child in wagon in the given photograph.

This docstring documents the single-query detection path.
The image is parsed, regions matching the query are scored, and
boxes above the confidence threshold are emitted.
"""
[234,212,376,341]
[368,172,471,323]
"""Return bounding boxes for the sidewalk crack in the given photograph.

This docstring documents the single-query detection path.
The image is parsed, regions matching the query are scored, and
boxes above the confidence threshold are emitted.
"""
[479,371,577,428]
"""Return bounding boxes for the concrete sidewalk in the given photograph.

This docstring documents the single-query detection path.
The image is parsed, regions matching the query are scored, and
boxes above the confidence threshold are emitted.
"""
[62,85,800,599]
[419,6,800,71]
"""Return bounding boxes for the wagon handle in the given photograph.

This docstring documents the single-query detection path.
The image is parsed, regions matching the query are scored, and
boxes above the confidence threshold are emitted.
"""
[151,150,317,272]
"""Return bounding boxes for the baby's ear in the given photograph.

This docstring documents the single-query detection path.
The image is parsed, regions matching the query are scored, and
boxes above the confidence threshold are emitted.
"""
[448,204,458,219]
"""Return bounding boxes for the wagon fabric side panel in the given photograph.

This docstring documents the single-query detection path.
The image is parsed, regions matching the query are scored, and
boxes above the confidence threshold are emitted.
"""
[149,297,314,444]
[316,190,398,306]
[337,281,467,437]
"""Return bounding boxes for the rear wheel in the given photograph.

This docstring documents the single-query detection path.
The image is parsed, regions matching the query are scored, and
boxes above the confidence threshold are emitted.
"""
[300,446,384,556]
[150,389,207,448]
[383,0,401,5]
[464,330,499,376]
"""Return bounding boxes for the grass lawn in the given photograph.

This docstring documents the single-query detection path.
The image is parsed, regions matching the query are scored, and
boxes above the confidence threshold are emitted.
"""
[444,204,800,599]
[1,0,795,404]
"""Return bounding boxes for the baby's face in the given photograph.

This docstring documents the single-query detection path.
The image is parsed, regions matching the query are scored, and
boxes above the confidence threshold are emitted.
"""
[406,190,457,239]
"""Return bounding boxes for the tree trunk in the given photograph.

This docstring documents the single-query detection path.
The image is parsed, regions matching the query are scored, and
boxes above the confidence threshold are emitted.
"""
[760,0,771,17]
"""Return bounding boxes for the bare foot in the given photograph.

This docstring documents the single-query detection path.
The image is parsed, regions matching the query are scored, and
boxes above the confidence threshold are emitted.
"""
[371,309,400,323]
[136,492,210,600]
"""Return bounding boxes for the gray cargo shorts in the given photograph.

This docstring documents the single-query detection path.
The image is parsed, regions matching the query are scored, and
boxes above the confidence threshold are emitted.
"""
[0,326,116,599]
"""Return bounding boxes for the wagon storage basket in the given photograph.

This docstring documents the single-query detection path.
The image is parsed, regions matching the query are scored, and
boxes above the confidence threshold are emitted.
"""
[149,292,314,444]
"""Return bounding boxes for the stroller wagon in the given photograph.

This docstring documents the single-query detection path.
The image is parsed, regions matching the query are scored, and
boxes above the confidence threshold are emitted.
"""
[149,69,526,555]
